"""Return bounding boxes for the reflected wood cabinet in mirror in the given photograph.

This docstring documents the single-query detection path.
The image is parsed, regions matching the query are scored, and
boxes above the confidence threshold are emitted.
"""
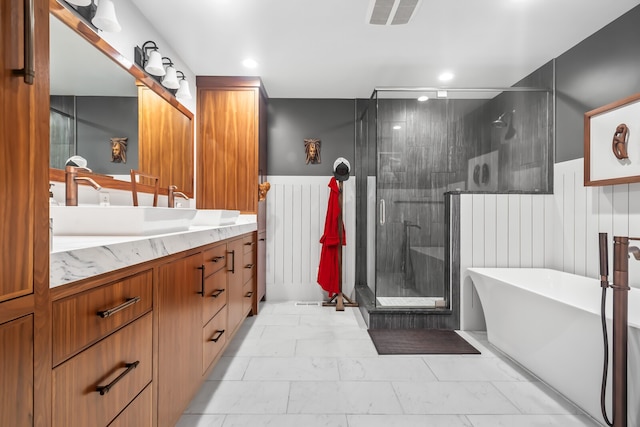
[1,0,51,425]
[49,0,195,198]
[139,85,194,196]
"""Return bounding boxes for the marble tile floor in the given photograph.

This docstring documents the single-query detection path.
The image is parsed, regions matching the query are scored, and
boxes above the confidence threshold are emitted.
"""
[177,301,602,427]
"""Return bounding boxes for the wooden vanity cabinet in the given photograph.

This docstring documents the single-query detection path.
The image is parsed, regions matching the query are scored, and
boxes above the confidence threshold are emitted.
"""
[0,315,34,427]
[157,252,204,427]
[226,237,246,336]
[256,230,266,314]
[52,270,153,365]
[196,76,268,314]
[52,314,152,427]
[242,233,257,315]
[201,243,229,373]
[1,0,50,425]
[50,269,154,427]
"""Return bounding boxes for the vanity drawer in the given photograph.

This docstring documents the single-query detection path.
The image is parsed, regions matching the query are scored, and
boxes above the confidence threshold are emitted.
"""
[203,306,227,373]
[243,234,256,254]
[52,270,152,365]
[242,280,254,316]
[108,384,152,427]
[202,267,227,324]
[242,250,255,285]
[52,313,152,427]
[202,243,227,277]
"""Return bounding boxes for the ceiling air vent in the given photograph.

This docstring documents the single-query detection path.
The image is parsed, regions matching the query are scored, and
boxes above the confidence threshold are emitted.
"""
[367,0,421,25]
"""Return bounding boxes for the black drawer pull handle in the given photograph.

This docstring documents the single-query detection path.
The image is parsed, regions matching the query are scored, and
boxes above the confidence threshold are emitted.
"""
[210,329,225,342]
[211,289,225,298]
[197,265,205,296]
[228,250,235,273]
[245,264,254,269]
[245,291,254,298]
[244,242,256,246]
[211,255,225,263]
[259,238,266,241]
[96,361,139,396]
[97,297,141,318]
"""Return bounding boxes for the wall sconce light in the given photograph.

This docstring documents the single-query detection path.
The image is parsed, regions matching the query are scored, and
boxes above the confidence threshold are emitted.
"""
[134,42,190,101]
[91,0,121,32]
[136,41,165,76]
[175,71,192,100]
[65,0,91,6]
[161,58,180,90]
[64,0,121,32]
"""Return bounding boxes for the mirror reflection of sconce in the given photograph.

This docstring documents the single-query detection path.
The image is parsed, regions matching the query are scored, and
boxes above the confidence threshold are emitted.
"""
[492,109,516,141]
[63,0,121,33]
[134,42,192,100]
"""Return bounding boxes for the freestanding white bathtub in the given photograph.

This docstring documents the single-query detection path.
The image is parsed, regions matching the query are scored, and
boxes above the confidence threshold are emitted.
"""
[467,268,640,427]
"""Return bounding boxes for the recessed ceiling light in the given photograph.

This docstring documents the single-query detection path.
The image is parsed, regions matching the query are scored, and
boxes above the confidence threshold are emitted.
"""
[439,71,454,82]
[242,58,258,69]
[393,125,402,130]
[417,95,429,102]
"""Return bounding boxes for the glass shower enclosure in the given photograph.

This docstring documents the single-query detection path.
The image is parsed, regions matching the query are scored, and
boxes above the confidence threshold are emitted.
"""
[356,85,552,309]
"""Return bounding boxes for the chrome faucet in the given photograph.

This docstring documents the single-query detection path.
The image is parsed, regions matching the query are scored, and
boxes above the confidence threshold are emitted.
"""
[168,185,189,208]
[65,166,102,206]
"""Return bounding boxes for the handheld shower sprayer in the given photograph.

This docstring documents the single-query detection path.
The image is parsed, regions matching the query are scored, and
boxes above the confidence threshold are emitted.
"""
[600,232,609,287]
[598,233,613,427]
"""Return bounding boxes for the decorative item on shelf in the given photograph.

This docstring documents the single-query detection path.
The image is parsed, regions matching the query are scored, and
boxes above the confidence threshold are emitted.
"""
[612,123,629,160]
[110,137,128,163]
[258,182,271,201]
[176,71,192,100]
[304,138,321,164]
[62,0,121,33]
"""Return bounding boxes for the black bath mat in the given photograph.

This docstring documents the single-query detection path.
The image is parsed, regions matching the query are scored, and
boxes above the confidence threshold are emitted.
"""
[367,329,481,355]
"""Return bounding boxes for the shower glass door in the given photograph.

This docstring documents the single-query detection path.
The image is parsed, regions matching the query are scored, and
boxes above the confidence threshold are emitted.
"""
[373,91,453,308]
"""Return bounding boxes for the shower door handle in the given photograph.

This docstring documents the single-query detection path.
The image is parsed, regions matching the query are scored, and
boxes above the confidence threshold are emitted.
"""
[379,199,386,225]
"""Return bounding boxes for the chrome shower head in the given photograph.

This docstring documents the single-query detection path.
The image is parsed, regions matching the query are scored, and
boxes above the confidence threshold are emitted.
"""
[492,114,508,128]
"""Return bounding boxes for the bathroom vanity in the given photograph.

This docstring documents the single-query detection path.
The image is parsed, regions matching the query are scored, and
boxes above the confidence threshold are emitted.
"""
[50,221,258,427]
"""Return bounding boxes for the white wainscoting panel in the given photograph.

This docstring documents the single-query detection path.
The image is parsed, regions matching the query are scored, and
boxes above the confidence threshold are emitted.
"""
[553,159,640,289]
[265,176,356,302]
[459,192,554,330]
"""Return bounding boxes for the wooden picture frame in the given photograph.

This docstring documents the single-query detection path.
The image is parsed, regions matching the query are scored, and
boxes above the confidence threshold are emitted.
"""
[584,92,640,186]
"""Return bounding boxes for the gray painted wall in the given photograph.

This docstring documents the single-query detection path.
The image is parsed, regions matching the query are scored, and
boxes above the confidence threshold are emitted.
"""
[267,99,355,176]
[50,96,139,174]
[555,5,640,162]
[76,96,138,175]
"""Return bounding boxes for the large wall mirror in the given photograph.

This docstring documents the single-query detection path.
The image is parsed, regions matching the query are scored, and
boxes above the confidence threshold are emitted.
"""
[49,1,194,198]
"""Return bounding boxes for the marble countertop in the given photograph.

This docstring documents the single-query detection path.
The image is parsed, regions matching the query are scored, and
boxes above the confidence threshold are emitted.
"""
[50,218,257,288]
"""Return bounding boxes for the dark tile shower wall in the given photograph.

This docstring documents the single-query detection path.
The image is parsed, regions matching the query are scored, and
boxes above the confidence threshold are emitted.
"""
[356,66,553,307]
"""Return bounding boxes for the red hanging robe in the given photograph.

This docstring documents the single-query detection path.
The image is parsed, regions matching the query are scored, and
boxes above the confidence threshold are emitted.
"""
[317,177,346,297]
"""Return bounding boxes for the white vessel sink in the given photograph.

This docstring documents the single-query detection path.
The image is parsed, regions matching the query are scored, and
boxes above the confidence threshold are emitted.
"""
[191,209,240,226]
[50,206,197,236]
